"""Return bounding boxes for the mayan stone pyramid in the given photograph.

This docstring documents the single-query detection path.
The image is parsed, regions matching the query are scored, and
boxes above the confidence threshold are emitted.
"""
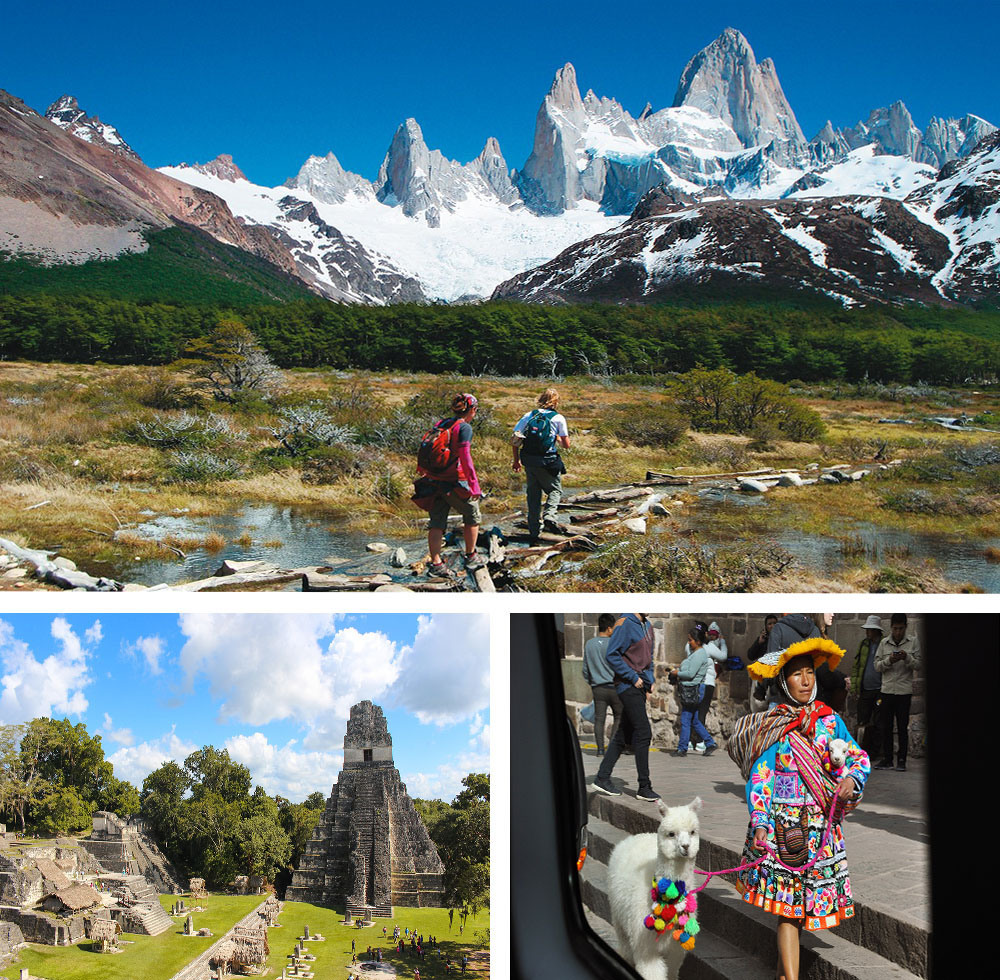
[286,701,445,915]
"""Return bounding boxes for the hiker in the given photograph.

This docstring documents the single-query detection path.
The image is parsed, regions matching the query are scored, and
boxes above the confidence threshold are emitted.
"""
[511,387,570,541]
[412,393,483,576]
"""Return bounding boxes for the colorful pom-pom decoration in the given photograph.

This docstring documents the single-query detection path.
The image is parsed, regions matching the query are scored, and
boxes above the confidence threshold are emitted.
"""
[642,876,698,949]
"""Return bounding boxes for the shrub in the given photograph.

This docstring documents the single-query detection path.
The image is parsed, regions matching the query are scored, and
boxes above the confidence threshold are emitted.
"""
[669,367,825,442]
[168,450,244,482]
[596,403,688,448]
[580,538,793,592]
[300,445,372,485]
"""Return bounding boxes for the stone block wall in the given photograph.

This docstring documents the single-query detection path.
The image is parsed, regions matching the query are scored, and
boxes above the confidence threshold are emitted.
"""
[562,612,927,759]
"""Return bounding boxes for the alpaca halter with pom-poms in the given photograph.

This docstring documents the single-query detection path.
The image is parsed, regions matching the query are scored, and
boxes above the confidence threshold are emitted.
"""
[643,876,700,950]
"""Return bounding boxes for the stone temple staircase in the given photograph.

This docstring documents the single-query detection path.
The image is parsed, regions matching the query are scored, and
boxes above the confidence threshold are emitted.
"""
[579,791,928,980]
[112,875,173,937]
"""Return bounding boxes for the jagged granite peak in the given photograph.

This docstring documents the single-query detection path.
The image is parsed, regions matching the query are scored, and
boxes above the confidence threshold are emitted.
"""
[469,136,519,204]
[863,101,923,158]
[178,153,248,182]
[809,120,850,166]
[549,63,586,114]
[44,94,139,159]
[672,28,806,155]
[919,114,998,168]
[286,150,374,204]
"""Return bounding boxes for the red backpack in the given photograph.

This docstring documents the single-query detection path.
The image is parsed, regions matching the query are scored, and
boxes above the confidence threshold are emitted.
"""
[417,419,459,477]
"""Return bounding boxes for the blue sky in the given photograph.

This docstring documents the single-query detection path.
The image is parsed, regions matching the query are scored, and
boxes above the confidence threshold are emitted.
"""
[0,613,490,803]
[4,1,997,186]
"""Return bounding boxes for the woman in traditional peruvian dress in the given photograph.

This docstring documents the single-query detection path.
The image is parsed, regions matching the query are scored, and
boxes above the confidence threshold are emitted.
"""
[727,637,870,980]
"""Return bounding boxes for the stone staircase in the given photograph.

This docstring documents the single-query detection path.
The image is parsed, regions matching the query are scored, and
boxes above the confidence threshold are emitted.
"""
[112,875,173,936]
[579,792,927,980]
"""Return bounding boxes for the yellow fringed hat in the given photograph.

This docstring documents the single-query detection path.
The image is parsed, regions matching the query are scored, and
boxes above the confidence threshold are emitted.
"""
[747,636,845,680]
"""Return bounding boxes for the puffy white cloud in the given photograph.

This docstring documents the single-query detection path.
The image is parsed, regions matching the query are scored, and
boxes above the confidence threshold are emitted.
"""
[106,728,197,787]
[402,713,490,802]
[389,614,490,725]
[175,615,402,747]
[124,635,165,675]
[101,712,134,747]
[0,617,97,723]
[224,732,342,801]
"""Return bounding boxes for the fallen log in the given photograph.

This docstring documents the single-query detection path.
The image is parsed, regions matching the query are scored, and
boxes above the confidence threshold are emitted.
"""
[0,536,123,591]
[569,508,620,523]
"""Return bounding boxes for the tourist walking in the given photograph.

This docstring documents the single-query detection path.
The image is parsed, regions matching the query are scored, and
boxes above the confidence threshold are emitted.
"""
[851,615,884,756]
[412,393,484,576]
[582,613,621,755]
[591,614,659,801]
[728,636,870,980]
[873,614,921,771]
[670,623,720,757]
[689,621,727,751]
[511,387,570,541]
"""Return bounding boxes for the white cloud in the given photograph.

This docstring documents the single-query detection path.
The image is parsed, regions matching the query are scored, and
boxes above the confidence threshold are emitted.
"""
[224,732,342,801]
[402,713,490,802]
[101,712,134,747]
[106,727,197,787]
[124,635,165,675]
[0,617,97,723]
[175,615,403,747]
[389,614,490,725]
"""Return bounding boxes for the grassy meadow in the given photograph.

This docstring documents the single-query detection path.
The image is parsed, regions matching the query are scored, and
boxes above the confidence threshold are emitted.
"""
[13,894,263,980]
[2,359,998,591]
[10,897,489,980]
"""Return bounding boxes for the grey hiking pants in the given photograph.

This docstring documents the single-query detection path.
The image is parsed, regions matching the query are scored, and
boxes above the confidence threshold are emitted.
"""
[524,463,562,535]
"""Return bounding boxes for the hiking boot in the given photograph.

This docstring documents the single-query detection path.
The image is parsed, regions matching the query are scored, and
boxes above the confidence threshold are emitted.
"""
[703,744,718,756]
[636,787,660,802]
[671,749,688,757]
[427,561,453,579]
[543,519,562,534]
[592,778,620,797]
[463,552,485,571]
[895,762,907,772]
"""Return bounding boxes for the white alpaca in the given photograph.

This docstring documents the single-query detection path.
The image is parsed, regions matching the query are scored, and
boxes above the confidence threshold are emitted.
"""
[607,797,702,980]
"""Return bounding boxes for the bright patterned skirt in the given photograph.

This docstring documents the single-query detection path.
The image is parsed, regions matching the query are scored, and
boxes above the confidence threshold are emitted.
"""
[735,801,855,931]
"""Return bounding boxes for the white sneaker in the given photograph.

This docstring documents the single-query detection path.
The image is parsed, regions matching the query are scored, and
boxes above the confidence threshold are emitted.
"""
[694,742,707,754]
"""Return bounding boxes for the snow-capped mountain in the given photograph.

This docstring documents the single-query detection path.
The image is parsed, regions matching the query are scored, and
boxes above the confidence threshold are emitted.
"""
[164,157,619,301]
[167,158,426,304]
[6,26,998,306]
[44,94,139,159]
[492,133,1000,306]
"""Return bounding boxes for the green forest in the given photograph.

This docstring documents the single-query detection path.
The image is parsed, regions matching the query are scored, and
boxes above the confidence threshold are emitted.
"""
[1,292,999,384]
[0,719,489,911]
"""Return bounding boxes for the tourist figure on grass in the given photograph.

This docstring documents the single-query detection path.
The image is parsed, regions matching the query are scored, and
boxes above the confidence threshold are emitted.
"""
[874,614,921,771]
[728,637,870,980]
[412,393,484,576]
[851,616,884,756]
[511,387,570,541]
[592,614,659,802]
[583,613,622,756]
[670,622,720,758]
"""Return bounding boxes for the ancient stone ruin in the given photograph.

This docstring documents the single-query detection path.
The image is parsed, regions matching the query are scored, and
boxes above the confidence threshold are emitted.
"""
[286,701,444,916]
[0,811,176,946]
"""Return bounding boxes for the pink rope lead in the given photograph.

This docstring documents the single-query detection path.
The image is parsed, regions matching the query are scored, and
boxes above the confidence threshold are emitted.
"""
[687,790,846,896]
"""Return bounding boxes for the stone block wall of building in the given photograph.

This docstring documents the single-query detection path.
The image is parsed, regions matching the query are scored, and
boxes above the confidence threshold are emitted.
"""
[562,612,927,759]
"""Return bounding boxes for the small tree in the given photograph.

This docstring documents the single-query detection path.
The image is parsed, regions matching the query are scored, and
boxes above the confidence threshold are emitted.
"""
[179,320,283,402]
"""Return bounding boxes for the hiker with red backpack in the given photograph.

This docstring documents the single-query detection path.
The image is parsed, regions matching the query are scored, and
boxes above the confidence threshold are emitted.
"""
[412,393,483,577]
[511,387,570,542]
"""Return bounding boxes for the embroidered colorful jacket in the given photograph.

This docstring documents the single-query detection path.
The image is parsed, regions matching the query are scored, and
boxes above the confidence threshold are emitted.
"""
[745,712,870,831]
